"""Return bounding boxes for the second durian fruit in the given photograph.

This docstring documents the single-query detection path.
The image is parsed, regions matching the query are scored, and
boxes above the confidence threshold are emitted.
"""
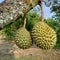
[15,27,32,49]
[31,22,57,49]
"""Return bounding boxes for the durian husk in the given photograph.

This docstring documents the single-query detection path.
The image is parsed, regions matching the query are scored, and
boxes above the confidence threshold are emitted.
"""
[15,27,32,49]
[31,22,57,49]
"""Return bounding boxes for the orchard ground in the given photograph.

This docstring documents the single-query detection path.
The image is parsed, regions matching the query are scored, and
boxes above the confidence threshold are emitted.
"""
[0,39,60,60]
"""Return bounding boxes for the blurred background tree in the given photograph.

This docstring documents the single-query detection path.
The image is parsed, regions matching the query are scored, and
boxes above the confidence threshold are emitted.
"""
[46,0,60,22]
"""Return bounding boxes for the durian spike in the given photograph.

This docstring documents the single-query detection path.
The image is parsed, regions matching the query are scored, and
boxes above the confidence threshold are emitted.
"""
[23,14,26,28]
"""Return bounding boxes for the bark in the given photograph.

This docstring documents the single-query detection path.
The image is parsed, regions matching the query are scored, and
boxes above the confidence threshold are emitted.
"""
[0,0,38,28]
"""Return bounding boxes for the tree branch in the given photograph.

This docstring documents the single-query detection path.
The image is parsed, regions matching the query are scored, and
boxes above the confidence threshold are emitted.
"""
[0,0,38,28]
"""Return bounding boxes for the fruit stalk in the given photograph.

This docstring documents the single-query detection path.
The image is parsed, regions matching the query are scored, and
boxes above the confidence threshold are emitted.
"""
[23,14,26,28]
[40,2,44,22]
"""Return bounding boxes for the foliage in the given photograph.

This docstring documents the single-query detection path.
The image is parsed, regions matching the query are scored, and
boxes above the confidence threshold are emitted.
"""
[26,12,41,31]
[46,0,59,7]
[49,0,60,22]
[3,17,23,40]
[45,0,60,23]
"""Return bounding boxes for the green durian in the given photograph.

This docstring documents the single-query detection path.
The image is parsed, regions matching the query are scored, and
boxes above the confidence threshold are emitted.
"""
[15,27,32,49]
[31,22,57,49]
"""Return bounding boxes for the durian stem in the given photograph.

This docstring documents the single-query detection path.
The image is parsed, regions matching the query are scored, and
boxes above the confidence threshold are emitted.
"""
[40,2,44,22]
[23,14,26,28]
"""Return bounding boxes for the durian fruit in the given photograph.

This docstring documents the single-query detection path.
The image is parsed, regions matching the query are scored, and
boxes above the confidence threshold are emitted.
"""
[31,22,57,49]
[15,27,32,49]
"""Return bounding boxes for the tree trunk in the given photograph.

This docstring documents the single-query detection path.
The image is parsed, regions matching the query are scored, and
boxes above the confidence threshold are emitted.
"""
[0,0,38,28]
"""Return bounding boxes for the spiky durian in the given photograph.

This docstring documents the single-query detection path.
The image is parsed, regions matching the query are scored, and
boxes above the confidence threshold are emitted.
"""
[15,27,32,49]
[31,22,57,49]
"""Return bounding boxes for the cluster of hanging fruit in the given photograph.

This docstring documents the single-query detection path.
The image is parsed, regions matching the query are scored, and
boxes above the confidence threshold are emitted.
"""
[14,0,57,49]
